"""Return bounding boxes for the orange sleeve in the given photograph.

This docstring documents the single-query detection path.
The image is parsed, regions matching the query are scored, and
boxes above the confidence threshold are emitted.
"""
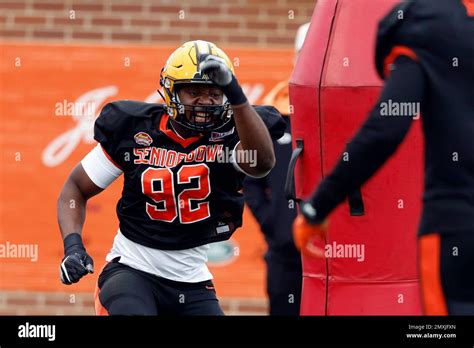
[463,0,474,16]
[384,45,418,78]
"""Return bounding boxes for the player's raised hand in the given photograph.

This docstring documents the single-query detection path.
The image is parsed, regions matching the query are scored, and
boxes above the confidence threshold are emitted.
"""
[199,55,233,87]
[199,55,247,106]
[60,233,94,285]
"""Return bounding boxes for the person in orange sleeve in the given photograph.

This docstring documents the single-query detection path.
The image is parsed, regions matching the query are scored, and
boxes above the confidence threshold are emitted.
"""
[294,1,474,315]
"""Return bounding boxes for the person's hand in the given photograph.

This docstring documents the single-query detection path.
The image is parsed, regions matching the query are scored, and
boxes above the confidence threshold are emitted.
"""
[199,55,247,106]
[199,55,233,87]
[60,233,94,285]
[293,202,328,257]
[293,215,328,257]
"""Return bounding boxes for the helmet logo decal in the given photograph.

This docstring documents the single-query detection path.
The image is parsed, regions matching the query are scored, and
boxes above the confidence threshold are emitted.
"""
[192,71,210,80]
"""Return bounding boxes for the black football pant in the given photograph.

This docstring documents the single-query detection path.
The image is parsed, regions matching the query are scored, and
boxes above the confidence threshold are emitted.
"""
[94,257,224,315]
[419,231,474,315]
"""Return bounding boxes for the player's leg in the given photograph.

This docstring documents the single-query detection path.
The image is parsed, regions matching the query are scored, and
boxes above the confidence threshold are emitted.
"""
[440,232,474,315]
[265,253,302,316]
[157,278,224,315]
[418,232,474,315]
[180,281,224,315]
[95,259,158,315]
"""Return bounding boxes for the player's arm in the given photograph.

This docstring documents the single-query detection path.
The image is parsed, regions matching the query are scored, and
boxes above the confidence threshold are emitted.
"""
[199,55,276,177]
[231,105,275,177]
[294,55,425,255]
[57,163,102,285]
[57,143,122,284]
[57,163,103,241]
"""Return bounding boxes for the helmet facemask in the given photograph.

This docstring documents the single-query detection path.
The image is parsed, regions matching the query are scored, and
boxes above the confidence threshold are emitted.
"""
[162,81,233,133]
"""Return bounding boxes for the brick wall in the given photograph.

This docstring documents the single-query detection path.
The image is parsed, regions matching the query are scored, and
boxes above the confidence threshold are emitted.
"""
[0,291,268,315]
[0,0,316,47]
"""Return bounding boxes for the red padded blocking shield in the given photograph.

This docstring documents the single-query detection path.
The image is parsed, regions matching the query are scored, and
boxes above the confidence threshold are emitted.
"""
[290,0,423,315]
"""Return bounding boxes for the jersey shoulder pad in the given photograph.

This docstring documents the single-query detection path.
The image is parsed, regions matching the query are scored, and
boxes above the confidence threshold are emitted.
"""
[376,0,457,79]
[375,1,417,79]
[99,100,165,120]
[253,105,286,140]
[94,100,165,160]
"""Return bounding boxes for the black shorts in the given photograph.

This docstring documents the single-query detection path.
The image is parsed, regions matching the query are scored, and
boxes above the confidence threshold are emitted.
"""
[94,258,224,316]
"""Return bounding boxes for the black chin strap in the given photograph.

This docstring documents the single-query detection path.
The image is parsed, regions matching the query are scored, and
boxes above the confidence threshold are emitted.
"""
[156,89,167,103]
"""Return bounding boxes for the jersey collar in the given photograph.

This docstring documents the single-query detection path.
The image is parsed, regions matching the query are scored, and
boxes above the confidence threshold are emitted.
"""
[159,114,203,148]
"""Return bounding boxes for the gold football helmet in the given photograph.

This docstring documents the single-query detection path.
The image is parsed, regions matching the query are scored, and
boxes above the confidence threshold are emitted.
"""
[160,40,234,132]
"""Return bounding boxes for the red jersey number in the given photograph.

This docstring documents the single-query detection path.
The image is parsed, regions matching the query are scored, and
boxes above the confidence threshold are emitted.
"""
[141,164,211,224]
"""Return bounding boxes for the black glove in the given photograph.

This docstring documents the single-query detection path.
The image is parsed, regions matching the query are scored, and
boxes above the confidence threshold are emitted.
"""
[60,233,94,285]
[199,55,247,106]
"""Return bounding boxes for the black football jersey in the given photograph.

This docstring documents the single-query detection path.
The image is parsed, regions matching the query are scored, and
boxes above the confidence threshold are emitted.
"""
[308,0,474,235]
[376,0,474,234]
[94,101,285,250]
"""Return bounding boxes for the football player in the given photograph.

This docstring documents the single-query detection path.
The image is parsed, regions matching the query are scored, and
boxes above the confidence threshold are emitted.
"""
[57,40,285,315]
[294,0,474,315]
